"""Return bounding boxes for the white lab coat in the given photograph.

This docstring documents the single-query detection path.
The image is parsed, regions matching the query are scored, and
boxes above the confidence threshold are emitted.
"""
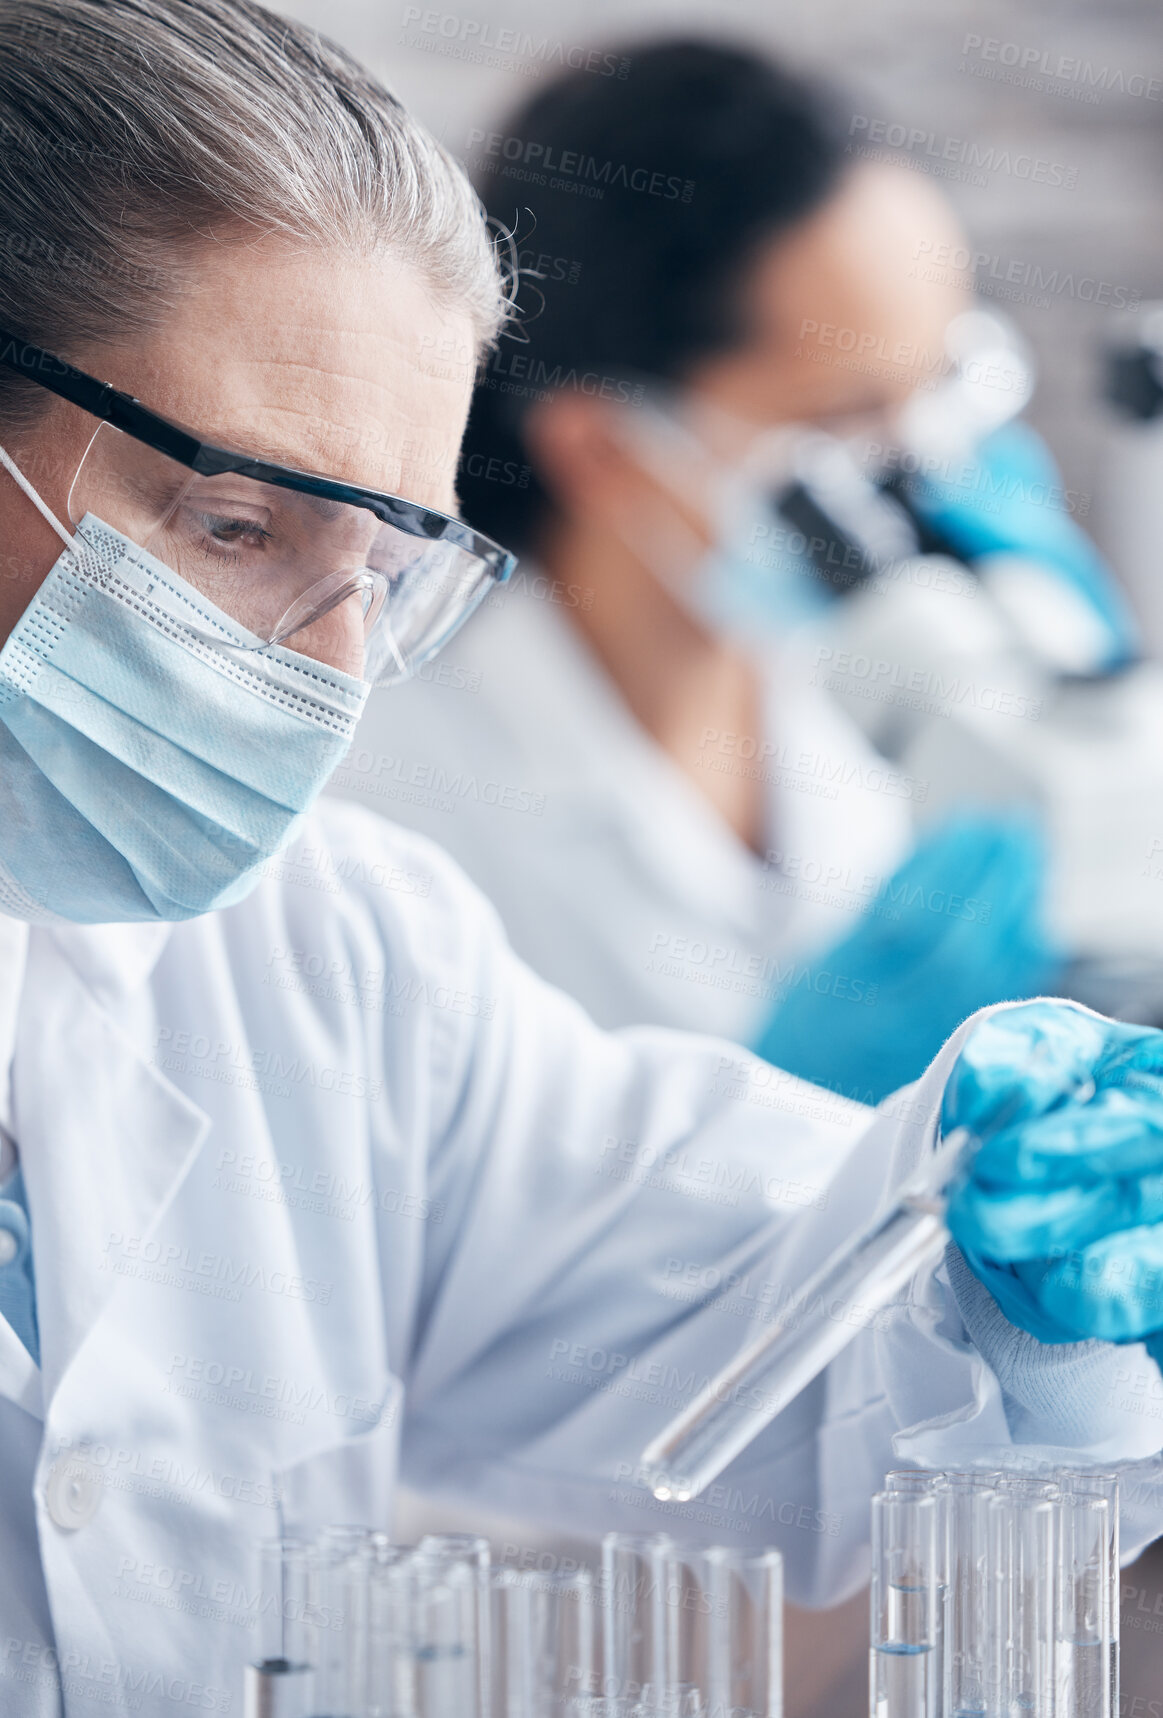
[1,800,1162,1717]
[327,571,916,1039]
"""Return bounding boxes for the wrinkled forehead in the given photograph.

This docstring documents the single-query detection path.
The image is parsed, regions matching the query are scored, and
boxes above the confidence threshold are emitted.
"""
[74,235,480,511]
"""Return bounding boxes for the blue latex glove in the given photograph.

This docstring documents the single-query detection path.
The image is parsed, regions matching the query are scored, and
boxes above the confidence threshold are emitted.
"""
[909,420,1140,672]
[943,1001,1163,1372]
[753,812,1063,1105]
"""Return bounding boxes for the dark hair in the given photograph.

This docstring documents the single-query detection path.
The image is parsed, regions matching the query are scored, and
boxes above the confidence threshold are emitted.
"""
[459,39,849,553]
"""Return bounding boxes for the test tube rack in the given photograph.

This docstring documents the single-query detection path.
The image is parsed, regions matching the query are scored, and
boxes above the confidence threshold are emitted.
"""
[871,1467,1119,1718]
[244,1527,783,1718]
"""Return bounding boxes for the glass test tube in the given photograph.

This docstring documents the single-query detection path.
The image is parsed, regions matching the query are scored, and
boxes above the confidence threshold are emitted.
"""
[1055,1491,1110,1718]
[601,1534,681,1711]
[404,1545,485,1718]
[418,1536,491,1718]
[641,1132,969,1503]
[885,1474,947,1718]
[490,1564,597,1718]
[1062,1472,1119,1718]
[989,1487,1057,1718]
[417,1533,492,1607]
[677,1546,783,1718]
[870,1490,942,1718]
[366,1539,413,1718]
[556,1567,598,1709]
[642,1203,951,1503]
[245,1538,316,1718]
[941,1474,1001,1718]
[730,1547,783,1718]
[314,1528,374,1718]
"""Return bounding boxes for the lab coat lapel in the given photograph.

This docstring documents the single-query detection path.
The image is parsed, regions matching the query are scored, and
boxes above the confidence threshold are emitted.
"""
[12,923,210,1404]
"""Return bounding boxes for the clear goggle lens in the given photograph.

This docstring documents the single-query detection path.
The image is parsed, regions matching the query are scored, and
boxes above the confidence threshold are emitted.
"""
[67,422,505,684]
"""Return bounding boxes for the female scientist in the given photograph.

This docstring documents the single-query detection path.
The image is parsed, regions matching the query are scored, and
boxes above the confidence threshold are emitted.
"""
[0,4,1162,1711]
[333,42,1130,1102]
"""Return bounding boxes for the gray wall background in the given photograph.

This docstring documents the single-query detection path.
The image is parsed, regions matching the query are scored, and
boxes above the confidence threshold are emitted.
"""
[280,0,1163,546]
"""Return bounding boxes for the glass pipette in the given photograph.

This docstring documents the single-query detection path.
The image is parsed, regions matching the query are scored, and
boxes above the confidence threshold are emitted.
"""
[641,1128,970,1503]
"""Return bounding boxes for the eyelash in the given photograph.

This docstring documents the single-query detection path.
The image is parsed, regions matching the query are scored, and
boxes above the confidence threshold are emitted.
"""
[184,509,274,564]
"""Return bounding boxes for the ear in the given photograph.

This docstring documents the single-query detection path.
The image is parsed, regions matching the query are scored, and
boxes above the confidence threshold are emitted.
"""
[522,392,651,526]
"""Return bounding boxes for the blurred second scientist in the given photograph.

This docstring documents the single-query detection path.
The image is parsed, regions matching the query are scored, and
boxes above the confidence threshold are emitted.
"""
[331,41,1116,1098]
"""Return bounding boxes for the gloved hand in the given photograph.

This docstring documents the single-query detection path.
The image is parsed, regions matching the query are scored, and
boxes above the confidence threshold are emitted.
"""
[753,812,1063,1105]
[943,1000,1163,1372]
[907,420,1139,672]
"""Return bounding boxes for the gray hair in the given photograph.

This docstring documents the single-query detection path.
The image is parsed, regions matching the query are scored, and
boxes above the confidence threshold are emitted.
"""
[0,0,508,431]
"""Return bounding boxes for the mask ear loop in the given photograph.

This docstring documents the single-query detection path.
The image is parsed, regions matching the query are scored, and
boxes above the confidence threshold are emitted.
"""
[0,444,76,552]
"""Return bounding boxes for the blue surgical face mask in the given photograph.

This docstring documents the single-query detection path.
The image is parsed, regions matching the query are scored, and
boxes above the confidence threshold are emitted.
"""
[685,486,831,640]
[0,480,369,925]
[611,403,830,645]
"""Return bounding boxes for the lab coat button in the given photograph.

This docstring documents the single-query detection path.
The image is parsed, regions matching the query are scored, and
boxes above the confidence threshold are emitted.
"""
[44,1455,103,1530]
[0,1230,17,1266]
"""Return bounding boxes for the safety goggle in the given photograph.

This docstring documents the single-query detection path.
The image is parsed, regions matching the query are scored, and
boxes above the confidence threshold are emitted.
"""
[0,329,516,684]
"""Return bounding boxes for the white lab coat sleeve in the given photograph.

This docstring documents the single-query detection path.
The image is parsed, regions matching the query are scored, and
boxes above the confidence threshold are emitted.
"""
[386,846,1163,1603]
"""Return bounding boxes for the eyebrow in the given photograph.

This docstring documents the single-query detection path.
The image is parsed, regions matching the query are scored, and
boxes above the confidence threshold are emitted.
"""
[198,463,345,517]
[222,435,353,475]
[204,443,461,522]
[299,492,345,522]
